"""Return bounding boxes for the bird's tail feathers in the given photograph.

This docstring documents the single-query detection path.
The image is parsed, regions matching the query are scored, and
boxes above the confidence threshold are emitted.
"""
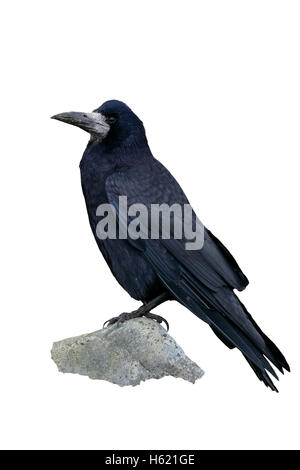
[242,355,279,392]
[243,307,290,373]
[179,276,289,391]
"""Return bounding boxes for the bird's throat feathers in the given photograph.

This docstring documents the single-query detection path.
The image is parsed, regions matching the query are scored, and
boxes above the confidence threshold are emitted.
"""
[82,128,152,172]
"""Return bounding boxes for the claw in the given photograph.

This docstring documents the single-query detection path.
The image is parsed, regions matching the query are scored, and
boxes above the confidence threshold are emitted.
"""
[103,310,169,332]
[103,311,139,328]
[103,317,118,328]
[144,313,169,331]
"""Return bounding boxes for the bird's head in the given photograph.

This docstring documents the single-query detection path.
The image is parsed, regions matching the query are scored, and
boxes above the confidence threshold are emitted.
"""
[51,100,146,148]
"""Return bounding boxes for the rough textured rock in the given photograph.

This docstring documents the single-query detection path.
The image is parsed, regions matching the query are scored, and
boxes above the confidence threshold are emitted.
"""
[51,317,204,386]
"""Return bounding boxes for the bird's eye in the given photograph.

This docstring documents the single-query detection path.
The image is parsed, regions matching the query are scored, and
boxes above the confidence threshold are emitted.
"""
[106,116,117,125]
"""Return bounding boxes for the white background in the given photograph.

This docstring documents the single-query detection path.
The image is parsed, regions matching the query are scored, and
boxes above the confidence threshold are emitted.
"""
[0,0,299,450]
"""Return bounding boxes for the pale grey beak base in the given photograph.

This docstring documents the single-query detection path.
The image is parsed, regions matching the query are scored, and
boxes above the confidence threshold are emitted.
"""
[51,111,110,141]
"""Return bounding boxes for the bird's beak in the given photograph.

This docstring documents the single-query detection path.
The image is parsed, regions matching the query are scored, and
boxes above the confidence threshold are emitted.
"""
[51,111,110,139]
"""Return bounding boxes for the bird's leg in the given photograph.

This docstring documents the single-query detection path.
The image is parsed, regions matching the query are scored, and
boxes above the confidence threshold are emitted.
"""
[103,292,170,331]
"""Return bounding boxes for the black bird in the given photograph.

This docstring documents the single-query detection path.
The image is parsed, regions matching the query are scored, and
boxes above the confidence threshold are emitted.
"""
[52,100,289,391]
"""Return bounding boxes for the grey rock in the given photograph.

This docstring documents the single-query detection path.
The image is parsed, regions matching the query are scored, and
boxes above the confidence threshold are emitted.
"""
[51,317,204,386]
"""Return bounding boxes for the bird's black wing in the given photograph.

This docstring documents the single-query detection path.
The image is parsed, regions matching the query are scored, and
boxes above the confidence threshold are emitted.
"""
[107,158,248,291]
[105,158,289,391]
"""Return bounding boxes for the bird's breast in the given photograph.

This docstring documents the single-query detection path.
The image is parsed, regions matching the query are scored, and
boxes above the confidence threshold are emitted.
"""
[79,152,163,302]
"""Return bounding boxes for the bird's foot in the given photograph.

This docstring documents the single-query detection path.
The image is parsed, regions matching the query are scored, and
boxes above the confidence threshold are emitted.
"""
[144,312,169,331]
[103,310,141,328]
[103,310,169,331]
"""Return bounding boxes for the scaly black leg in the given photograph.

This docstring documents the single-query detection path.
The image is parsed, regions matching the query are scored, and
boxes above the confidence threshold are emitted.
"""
[103,292,170,331]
